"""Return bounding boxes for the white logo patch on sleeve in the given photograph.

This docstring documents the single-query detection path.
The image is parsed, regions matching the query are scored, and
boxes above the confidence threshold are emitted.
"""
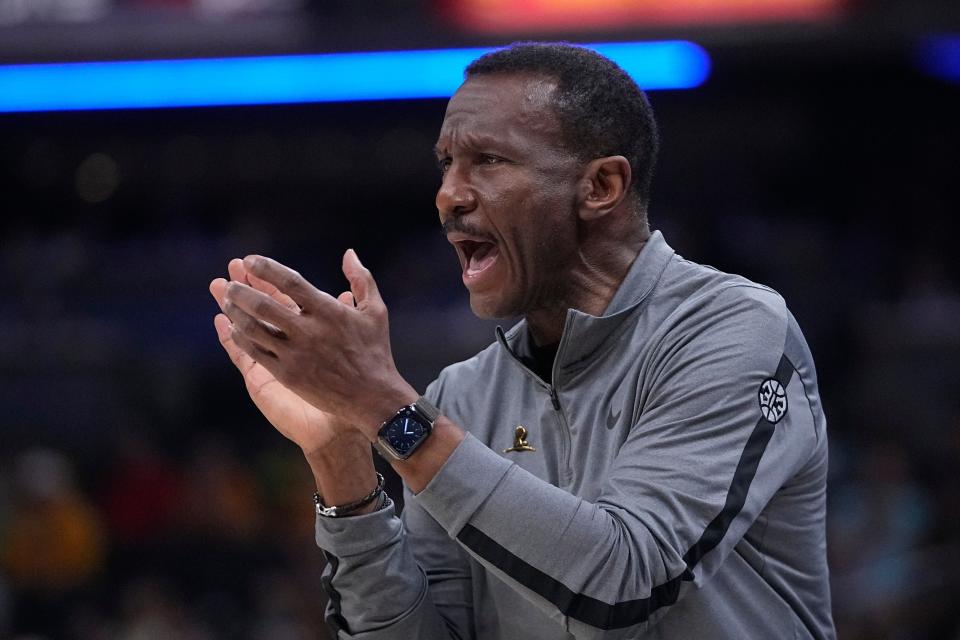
[758,379,788,423]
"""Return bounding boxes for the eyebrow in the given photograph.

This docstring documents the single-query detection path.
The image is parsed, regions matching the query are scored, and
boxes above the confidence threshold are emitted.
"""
[433,133,512,158]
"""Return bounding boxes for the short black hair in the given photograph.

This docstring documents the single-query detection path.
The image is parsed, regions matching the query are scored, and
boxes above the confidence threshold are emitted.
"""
[465,42,659,213]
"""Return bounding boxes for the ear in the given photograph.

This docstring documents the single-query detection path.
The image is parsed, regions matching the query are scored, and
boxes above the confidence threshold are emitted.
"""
[577,156,631,221]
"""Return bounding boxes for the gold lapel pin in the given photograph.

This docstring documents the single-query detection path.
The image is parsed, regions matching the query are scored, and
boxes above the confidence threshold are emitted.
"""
[504,425,536,453]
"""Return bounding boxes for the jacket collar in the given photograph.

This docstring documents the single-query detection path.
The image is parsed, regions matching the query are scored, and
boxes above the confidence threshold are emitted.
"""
[497,230,675,382]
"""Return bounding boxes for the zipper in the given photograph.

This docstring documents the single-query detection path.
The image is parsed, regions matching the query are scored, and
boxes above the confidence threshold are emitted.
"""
[550,387,561,411]
[549,385,573,486]
[550,315,575,485]
[495,325,575,485]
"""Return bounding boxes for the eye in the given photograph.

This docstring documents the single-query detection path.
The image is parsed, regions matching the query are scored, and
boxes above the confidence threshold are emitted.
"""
[437,157,452,173]
[479,154,503,165]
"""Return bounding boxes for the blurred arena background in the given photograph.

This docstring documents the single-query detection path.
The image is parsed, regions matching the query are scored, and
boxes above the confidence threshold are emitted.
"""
[1,1,958,638]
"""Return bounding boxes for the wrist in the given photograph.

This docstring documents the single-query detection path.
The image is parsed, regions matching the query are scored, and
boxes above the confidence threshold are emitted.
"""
[372,396,441,461]
[301,426,369,463]
[314,472,384,518]
[359,382,420,442]
[303,438,379,511]
[391,415,465,494]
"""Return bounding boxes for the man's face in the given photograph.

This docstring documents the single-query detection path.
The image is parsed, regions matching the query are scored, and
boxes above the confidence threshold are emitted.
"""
[435,74,584,319]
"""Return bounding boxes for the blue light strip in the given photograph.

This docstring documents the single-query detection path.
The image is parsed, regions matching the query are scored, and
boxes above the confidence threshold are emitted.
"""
[0,41,709,113]
[918,35,960,83]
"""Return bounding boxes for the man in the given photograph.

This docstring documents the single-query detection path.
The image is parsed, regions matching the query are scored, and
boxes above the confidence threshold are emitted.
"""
[209,43,835,639]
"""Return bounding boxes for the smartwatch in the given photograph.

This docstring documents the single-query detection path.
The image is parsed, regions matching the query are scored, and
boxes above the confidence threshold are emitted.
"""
[374,396,440,460]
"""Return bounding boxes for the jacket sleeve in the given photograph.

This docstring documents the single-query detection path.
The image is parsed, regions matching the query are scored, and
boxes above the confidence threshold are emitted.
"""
[314,387,475,639]
[411,285,824,638]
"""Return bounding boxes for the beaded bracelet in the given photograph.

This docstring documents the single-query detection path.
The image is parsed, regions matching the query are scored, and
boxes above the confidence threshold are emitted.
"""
[313,473,385,518]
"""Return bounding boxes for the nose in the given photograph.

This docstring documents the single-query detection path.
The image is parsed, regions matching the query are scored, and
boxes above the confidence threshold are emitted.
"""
[436,163,477,222]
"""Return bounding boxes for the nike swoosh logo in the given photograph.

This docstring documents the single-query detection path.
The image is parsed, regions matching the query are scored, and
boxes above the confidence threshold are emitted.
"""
[606,405,621,430]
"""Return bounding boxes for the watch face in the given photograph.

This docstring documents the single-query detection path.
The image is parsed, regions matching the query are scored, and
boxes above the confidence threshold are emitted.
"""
[381,406,429,458]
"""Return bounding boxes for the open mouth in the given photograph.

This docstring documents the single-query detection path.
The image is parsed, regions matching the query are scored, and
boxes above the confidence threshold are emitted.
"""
[454,238,500,278]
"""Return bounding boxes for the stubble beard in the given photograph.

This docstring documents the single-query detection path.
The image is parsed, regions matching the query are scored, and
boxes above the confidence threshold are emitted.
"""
[469,229,572,321]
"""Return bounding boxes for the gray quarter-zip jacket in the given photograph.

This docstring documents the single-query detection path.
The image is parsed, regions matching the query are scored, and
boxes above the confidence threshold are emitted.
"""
[315,231,836,639]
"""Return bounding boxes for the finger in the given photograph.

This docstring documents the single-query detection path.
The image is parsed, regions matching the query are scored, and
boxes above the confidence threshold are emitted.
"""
[225,281,299,334]
[337,291,356,307]
[214,313,257,375]
[247,271,300,312]
[231,257,297,310]
[227,258,250,285]
[223,294,288,354]
[210,278,228,312]
[226,314,279,364]
[243,255,334,311]
[342,249,384,312]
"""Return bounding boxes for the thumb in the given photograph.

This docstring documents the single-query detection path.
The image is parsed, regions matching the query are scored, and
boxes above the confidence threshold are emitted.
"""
[342,249,383,311]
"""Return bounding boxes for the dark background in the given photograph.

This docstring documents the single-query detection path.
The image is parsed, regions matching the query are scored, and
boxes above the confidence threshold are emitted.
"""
[1,1,959,638]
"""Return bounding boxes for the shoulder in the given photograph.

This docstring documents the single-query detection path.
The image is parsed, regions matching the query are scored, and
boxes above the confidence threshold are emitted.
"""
[644,256,793,382]
[669,252,784,308]
[711,281,788,332]
[662,256,788,344]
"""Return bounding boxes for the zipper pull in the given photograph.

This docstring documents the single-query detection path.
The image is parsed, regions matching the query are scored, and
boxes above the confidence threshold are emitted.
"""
[550,387,561,411]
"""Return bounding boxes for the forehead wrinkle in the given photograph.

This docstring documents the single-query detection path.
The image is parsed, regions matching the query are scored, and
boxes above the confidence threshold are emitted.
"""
[437,76,563,156]
[446,75,558,122]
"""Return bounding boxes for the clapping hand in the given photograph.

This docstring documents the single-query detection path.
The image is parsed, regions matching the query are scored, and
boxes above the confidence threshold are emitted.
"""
[210,250,417,448]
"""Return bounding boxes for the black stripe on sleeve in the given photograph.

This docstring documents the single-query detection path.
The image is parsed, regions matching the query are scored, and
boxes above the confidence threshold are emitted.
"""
[321,552,349,636]
[456,354,796,630]
[682,354,795,571]
[458,523,684,629]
